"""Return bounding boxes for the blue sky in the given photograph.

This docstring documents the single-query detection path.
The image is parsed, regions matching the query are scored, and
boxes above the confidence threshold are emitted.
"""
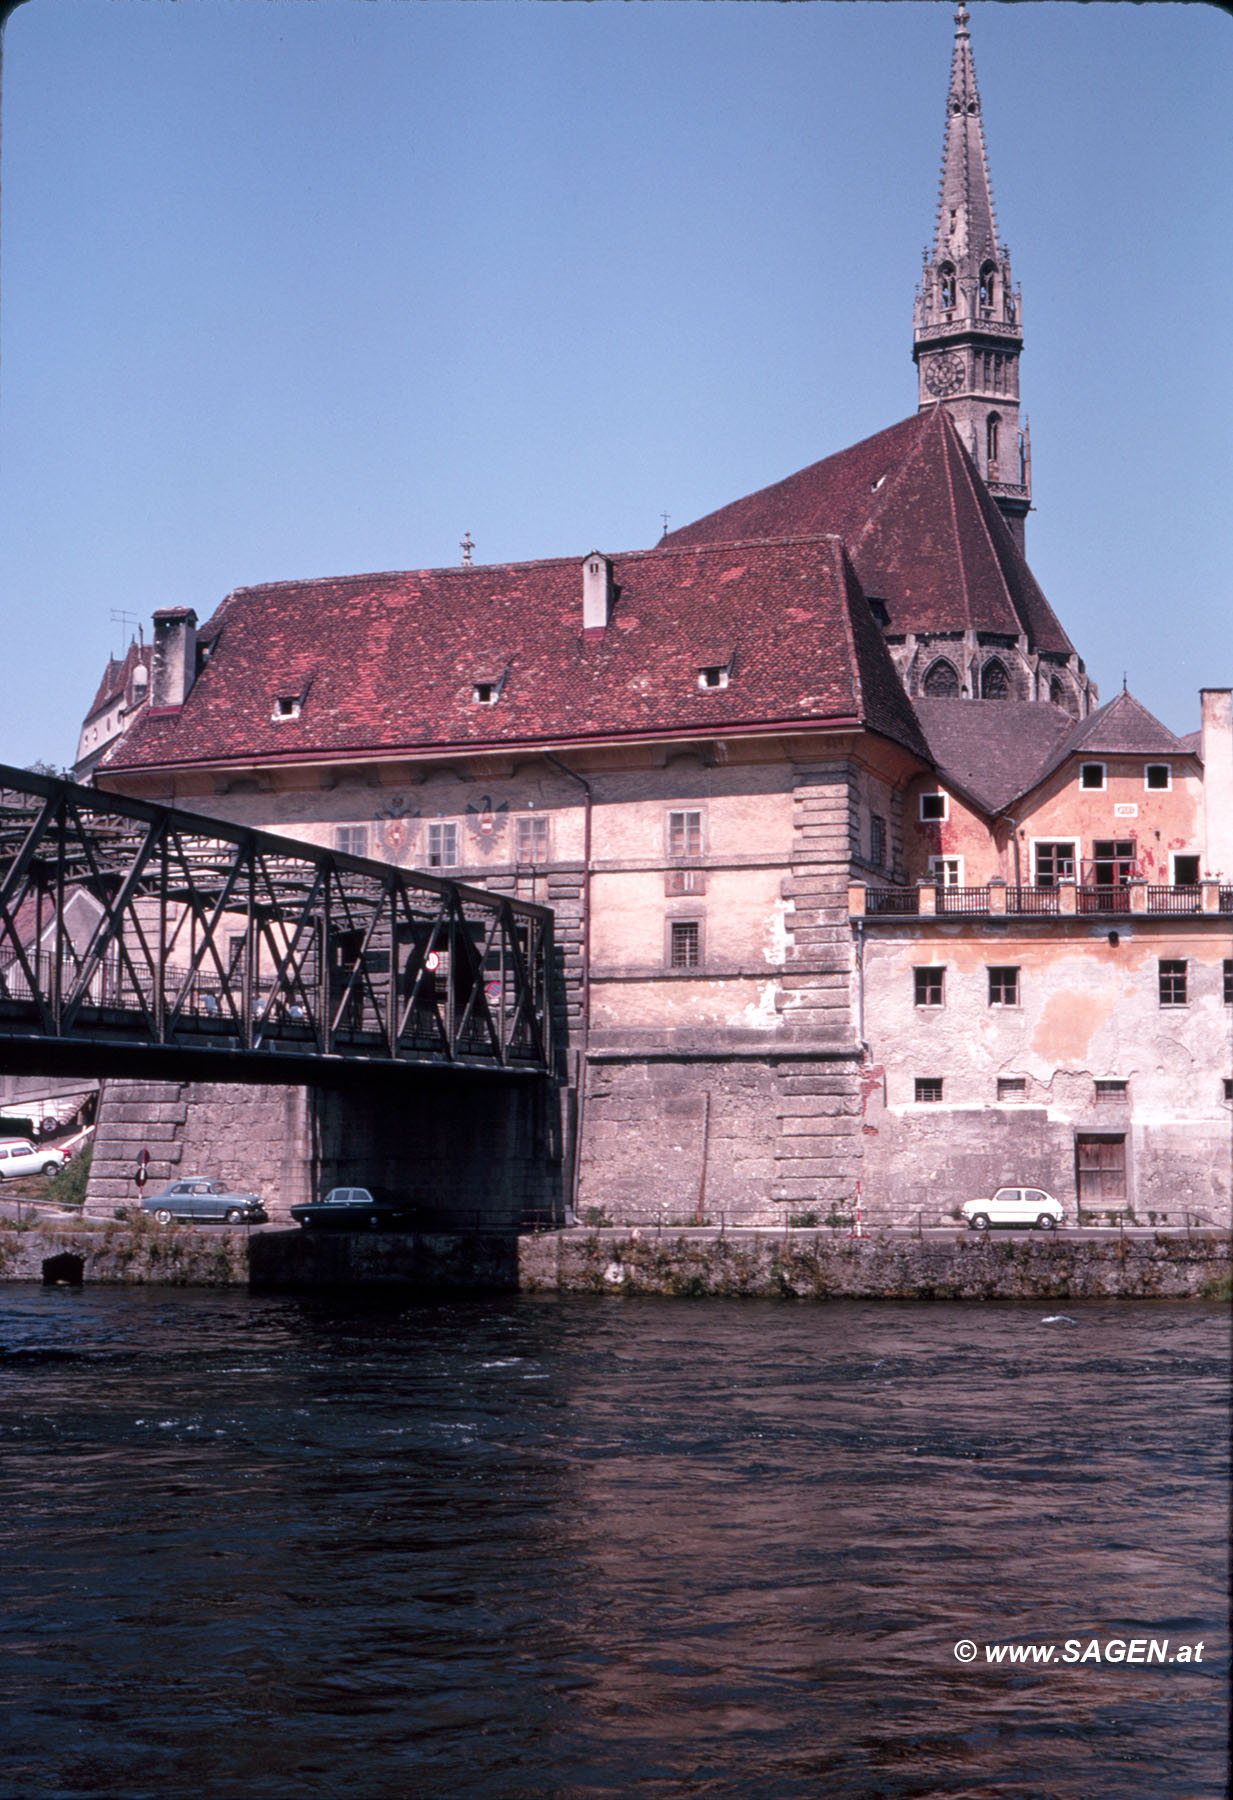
[1,0,1230,769]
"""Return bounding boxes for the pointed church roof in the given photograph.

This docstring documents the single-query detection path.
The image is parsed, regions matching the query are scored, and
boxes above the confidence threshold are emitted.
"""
[934,3,1000,269]
[662,405,1072,655]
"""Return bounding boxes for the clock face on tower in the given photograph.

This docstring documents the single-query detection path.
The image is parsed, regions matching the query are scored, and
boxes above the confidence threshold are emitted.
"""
[924,353,965,397]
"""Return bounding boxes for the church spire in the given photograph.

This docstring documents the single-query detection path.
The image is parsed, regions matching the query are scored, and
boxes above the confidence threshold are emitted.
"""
[914,3,1031,549]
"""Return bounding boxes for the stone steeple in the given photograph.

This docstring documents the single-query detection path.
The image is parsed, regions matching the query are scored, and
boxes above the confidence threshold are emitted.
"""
[913,3,1031,550]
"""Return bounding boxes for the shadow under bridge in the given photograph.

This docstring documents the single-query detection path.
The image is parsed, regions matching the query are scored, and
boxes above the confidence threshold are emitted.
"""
[0,765,554,1087]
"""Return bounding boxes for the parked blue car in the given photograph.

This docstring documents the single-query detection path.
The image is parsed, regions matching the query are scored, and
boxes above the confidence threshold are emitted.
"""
[142,1179,267,1226]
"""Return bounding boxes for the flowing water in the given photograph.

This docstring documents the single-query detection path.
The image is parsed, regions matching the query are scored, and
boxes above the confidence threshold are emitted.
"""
[0,1287,1227,1799]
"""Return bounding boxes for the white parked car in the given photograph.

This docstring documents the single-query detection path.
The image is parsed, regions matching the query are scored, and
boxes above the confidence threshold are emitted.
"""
[0,1138,69,1179]
[962,1186,1066,1231]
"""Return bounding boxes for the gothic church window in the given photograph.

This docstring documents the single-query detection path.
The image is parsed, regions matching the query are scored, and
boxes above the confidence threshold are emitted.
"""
[986,413,1000,470]
[979,263,997,310]
[923,658,960,697]
[980,658,1009,699]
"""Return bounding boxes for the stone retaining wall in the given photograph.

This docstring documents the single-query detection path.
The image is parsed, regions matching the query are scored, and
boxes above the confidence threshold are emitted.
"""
[3,1223,1228,1299]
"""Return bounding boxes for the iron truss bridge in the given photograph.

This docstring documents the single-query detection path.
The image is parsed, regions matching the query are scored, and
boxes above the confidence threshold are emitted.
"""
[0,765,553,1085]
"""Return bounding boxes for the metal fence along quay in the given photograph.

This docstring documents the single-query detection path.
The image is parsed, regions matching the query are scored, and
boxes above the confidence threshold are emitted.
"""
[0,765,553,1082]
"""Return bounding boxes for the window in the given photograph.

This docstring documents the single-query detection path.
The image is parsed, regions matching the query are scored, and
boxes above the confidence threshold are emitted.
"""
[515,815,549,863]
[979,262,997,310]
[915,1078,943,1104]
[929,856,963,888]
[697,665,729,690]
[939,263,956,310]
[870,815,886,868]
[1089,840,1137,885]
[427,822,458,868]
[1080,763,1106,790]
[986,413,1000,469]
[669,920,702,969]
[988,966,1019,1006]
[980,658,1009,699]
[472,683,497,706]
[919,792,948,822]
[272,695,301,721]
[1145,763,1171,791]
[335,826,368,858]
[923,658,960,698]
[1095,1080,1128,1105]
[1158,959,1187,1006]
[914,967,944,1007]
[1225,1079,1233,1103]
[667,810,703,857]
[1172,855,1200,887]
[1224,961,1232,1005]
[1034,841,1076,887]
[997,1077,1027,1102]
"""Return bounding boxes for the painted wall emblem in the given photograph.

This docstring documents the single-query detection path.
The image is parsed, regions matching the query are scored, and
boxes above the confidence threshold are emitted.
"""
[465,795,509,854]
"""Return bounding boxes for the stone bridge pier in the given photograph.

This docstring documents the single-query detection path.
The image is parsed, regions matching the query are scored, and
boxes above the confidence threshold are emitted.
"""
[85,1073,566,1228]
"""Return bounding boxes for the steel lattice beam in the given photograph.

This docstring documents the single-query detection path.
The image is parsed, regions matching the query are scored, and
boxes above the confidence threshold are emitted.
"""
[0,765,553,1082]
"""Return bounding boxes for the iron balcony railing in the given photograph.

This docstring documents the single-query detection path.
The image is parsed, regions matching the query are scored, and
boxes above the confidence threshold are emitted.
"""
[0,764,553,1076]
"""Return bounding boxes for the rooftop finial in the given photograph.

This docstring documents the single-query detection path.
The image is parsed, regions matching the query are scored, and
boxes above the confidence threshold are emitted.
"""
[955,2,969,29]
[460,532,474,568]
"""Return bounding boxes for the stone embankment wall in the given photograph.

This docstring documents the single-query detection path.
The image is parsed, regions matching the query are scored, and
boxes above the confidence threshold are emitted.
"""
[4,1223,1228,1299]
[0,1220,250,1286]
[518,1228,1232,1301]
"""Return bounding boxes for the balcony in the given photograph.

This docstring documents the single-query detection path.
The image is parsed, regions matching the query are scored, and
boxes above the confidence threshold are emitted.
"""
[850,878,1227,921]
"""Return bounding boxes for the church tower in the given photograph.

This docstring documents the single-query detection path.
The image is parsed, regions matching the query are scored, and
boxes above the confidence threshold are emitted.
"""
[913,4,1031,550]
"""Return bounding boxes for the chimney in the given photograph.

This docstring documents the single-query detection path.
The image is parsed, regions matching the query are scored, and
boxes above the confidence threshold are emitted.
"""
[150,608,198,711]
[582,552,614,632]
[1200,688,1233,877]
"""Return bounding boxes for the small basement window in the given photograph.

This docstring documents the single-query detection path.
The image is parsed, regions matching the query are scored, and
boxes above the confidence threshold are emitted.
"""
[915,1077,944,1104]
[997,1077,1027,1102]
[1095,1080,1128,1104]
[1080,763,1106,790]
[1145,763,1172,791]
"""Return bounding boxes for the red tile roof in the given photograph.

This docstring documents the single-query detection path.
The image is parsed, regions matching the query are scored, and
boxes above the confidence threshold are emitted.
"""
[102,538,930,775]
[663,407,1073,656]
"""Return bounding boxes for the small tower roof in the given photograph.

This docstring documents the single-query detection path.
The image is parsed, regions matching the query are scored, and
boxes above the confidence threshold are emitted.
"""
[934,3,1000,269]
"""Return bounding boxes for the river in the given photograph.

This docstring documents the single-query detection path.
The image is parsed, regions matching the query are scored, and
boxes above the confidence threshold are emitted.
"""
[1,1289,1227,1799]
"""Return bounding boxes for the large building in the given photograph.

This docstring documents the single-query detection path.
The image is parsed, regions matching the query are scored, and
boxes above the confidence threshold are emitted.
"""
[82,7,1232,1228]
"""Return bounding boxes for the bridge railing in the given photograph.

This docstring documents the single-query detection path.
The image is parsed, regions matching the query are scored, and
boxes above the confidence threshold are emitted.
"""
[0,765,553,1075]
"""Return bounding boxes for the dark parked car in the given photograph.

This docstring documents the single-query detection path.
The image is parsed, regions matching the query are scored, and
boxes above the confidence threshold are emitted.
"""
[290,1187,420,1231]
[142,1179,268,1226]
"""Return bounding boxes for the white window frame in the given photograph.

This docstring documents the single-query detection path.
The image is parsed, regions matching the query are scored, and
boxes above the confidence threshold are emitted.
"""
[1144,763,1172,792]
[515,814,549,863]
[1169,851,1200,887]
[929,855,964,888]
[1079,762,1107,791]
[427,821,458,869]
[1031,839,1077,888]
[334,826,369,858]
[919,791,949,823]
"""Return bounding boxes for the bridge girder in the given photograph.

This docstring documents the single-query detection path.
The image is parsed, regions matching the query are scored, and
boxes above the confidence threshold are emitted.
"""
[0,765,553,1082]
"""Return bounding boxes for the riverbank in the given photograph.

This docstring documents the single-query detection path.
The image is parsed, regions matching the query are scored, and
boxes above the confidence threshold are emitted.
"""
[3,1218,1229,1299]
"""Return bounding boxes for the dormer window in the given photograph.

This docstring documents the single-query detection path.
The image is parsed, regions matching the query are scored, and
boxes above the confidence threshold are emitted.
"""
[695,649,734,691]
[470,664,508,706]
[272,695,302,722]
[867,597,890,627]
